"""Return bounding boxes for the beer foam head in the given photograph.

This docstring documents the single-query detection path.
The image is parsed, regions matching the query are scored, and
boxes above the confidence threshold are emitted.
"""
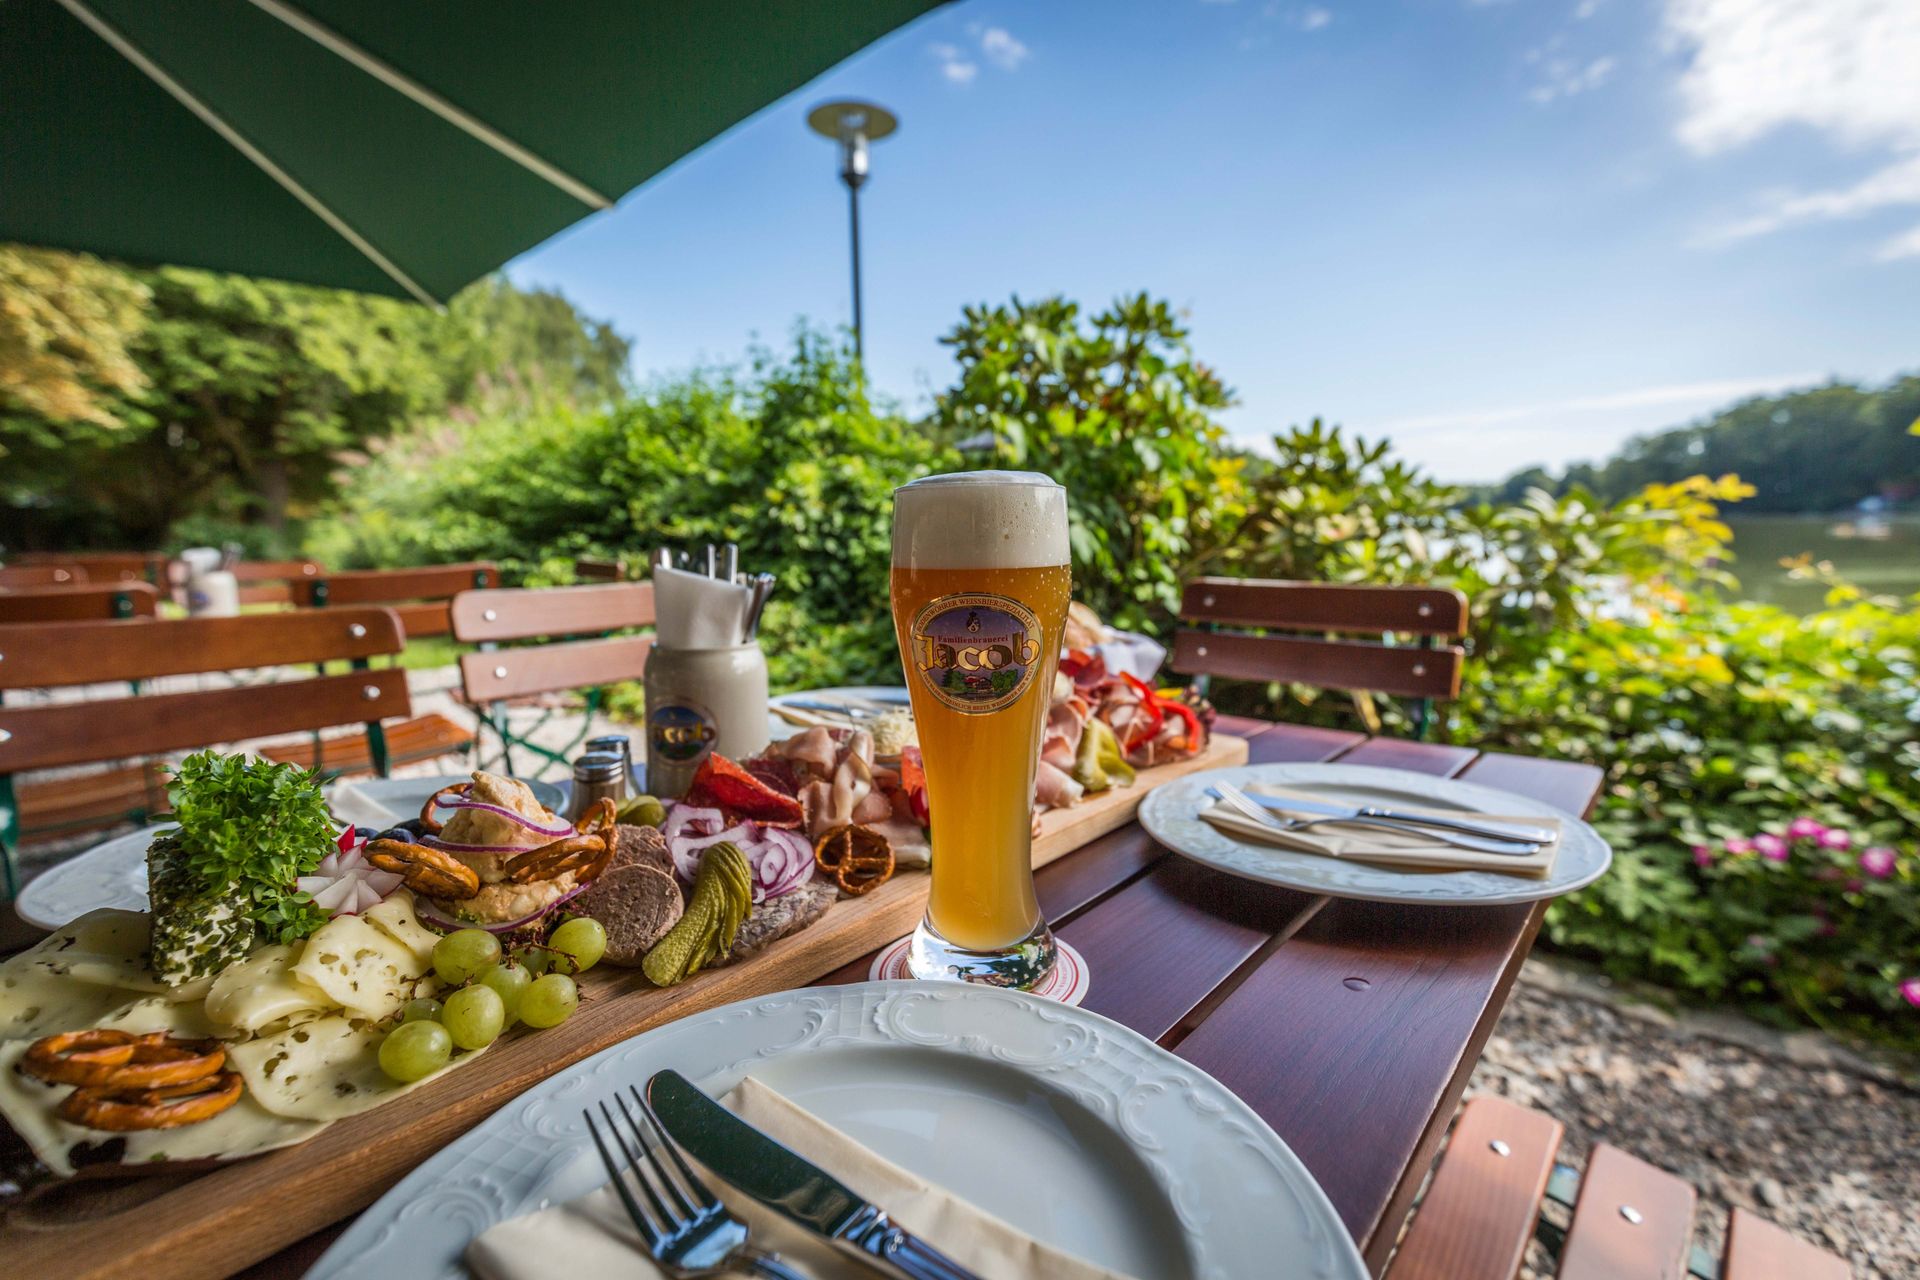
[892,471,1069,569]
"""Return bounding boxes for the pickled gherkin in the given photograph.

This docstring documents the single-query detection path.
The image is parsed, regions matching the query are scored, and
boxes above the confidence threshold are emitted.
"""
[641,842,751,987]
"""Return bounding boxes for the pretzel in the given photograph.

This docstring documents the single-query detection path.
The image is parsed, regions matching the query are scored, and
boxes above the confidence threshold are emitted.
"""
[21,1029,139,1086]
[503,798,617,885]
[25,1031,227,1089]
[417,781,472,835]
[57,1070,244,1131]
[366,838,483,899]
[813,825,896,896]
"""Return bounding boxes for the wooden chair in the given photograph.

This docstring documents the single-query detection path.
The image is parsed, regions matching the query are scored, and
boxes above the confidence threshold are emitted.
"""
[1386,1095,1849,1279]
[573,556,632,583]
[449,582,655,778]
[299,562,498,639]
[1173,577,1469,738]
[0,582,161,623]
[9,550,166,584]
[231,558,324,606]
[0,564,88,587]
[0,609,412,898]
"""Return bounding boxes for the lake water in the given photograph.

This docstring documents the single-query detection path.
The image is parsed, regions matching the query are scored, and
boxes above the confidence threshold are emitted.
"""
[1723,515,1920,613]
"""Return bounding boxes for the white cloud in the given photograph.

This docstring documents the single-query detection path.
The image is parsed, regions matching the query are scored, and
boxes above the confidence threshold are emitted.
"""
[929,42,978,85]
[1372,374,1821,434]
[1528,54,1616,104]
[1298,7,1333,31]
[1667,0,1920,257]
[979,27,1031,71]
[1574,0,1603,18]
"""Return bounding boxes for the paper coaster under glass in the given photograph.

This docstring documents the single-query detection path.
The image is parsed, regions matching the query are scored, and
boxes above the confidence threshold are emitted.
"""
[870,935,1089,1006]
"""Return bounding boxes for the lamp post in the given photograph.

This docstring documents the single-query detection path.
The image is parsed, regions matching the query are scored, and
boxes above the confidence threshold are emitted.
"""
[807,99,897,365]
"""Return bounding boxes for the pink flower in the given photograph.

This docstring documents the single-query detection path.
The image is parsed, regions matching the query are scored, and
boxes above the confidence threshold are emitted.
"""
[1859,848,1898,879]
[1724,837,1754,855]
[1754,834,1789,862]
[1846,879,1865,894]
[1787,817,1825,840]
[1817,829,1852,851]
[1692,845,1715,868]
[1903,979,1920,1009]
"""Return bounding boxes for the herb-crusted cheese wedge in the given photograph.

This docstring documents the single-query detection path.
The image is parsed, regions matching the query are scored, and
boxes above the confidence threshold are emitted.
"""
[147,833,255,988]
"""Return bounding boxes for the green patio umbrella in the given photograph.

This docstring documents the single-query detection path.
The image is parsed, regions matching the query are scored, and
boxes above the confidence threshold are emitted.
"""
[0,0,947,303]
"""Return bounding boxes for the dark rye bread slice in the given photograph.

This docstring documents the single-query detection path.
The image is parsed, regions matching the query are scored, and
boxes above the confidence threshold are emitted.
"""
[572,863,683,966]
[717,875,836,966]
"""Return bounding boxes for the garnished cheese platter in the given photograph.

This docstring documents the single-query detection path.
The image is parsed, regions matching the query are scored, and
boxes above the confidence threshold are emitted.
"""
[0,663,1244,1280]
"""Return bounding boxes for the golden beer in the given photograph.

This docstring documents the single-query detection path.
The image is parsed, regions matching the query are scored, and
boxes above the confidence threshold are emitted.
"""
[891,472,1070,986]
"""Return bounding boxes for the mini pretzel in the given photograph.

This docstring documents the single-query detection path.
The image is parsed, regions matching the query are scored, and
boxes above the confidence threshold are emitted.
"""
[367,839,483,899]
[504,798,617,885]
[813,825,896,896]
[58,1070,244,1131]
[22,1029,139,1086]
[417,782,472,835]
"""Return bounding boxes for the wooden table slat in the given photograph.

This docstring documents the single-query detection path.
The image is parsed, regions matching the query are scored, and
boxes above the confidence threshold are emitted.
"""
[1458,750,1607,818]
[1240,720,1368,763]
[1332,735,1478,776]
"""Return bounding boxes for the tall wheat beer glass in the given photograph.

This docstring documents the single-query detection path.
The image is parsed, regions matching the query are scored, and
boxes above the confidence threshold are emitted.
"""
[891,472,1071,988]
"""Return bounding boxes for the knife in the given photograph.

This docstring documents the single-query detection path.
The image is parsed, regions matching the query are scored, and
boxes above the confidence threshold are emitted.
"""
[648,1070,982,1280]
[1214,788,1556,845]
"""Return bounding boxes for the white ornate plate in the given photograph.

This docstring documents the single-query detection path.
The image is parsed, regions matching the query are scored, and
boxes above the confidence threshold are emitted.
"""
[1138,763,1611,906]
[13,775,563,930]
[312,982,1366,1280]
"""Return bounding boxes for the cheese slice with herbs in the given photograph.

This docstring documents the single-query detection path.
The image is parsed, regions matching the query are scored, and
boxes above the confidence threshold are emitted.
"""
[204,942,335,1035]
[362,890,442,964]
[290,913,428,1021]
[0,967,139,1043]
[0,997,326,1178]
[227,1014,483,1121]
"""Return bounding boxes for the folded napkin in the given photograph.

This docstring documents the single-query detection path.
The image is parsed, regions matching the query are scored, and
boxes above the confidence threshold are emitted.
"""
[1201,785,1561,877]
[467,1076,1135,1280]
[322,779,407,832]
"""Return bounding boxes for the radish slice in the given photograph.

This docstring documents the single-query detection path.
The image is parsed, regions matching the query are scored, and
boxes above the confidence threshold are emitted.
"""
[297,843,404,916]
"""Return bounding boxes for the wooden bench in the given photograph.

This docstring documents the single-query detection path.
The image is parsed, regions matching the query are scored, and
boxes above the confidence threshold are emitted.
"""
[231,558,324,606]
[8,551,166,584]
[0,610,415,897]
[299,562,498,638]
[449,581,654,777]
[0,581,161,622]
[0,564,88,587]
[1386,1095,1849,1279]
[573,556,632,583]
[1174,576,1469,737]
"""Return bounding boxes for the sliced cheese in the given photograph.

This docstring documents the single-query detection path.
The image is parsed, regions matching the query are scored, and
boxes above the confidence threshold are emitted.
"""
[226,1014,483,1121]
[290,913,428,1021]
[362,889,442,964]
[0,967,138,1043]
[0,1037,324,1178]
[204,943,334,1035]
[8,908,165,992]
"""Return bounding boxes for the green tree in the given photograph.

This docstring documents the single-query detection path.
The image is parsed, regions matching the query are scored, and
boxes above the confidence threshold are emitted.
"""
[931,294,1244,630]
[0,245,149,440]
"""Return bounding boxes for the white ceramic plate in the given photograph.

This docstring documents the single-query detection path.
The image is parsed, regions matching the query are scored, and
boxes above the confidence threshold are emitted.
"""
[13,774,563,930]
[1138,763,1611,907]
[312,982,1366,1280]
[770,685,911,714]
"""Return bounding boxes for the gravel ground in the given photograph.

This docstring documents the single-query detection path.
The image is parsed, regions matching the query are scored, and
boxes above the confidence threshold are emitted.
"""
[1466,963,1919,1278]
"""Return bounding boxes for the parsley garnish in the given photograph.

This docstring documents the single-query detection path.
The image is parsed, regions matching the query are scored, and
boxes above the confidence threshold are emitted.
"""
[165,751,335,943]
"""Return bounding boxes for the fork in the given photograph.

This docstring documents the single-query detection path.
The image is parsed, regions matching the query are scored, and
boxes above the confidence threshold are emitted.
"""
[1211,781,1541,857]
[586,1086,806,1279]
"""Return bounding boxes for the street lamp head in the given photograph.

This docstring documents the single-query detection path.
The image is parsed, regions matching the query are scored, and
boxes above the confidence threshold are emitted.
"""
[807,99,898,189]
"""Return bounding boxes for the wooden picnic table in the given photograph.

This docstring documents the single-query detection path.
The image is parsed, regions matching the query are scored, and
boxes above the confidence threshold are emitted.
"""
[236,715,1602,1279]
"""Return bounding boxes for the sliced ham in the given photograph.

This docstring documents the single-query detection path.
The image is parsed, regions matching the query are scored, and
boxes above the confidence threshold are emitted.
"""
[776,726,838,776]
[1034,760,1084,810]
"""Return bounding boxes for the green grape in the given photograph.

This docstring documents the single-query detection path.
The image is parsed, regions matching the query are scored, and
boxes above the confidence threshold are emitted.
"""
[479,960,533,1025]
[520,973,580,1029]
[433,928,502,984]
[548,917,607,974]
[617,795,666,828]
[400,997,443,1024]
[517,946,552,975]
[378,1019,452,1083]
[441,983,505,1050]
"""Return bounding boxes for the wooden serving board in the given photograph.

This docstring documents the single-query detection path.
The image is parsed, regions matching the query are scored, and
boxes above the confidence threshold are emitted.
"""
[3,734,1246,1280]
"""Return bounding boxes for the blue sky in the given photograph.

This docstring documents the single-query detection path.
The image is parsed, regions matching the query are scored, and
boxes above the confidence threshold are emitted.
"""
[510,0,1919,482]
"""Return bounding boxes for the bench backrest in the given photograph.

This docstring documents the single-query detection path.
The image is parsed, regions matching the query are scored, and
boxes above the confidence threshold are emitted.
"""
[0,582,161,623]
[449,582,655,703]
[573,557,630,583]
[230,559,325,606]
[0,609,410,773]
[9,551,165,583]
[300,562,498,638]
[1173,577,1469,701]
[0,564,88,587]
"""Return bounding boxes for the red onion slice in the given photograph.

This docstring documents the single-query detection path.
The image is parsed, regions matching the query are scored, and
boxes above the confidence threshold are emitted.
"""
[419,835,544,855]
[433,796,573,839]
[414,880,591,936]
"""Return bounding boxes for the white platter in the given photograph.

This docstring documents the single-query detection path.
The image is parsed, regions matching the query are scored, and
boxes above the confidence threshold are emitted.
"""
[313,982,1367,1280]
[1137,763,1611,907]
[12,774,563,931]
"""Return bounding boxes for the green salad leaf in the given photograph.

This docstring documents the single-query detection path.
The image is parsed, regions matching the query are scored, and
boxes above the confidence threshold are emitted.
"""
[166,750,335,943]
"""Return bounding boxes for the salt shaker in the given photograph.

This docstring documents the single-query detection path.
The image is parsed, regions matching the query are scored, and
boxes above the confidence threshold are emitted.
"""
[566,751,628,823]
